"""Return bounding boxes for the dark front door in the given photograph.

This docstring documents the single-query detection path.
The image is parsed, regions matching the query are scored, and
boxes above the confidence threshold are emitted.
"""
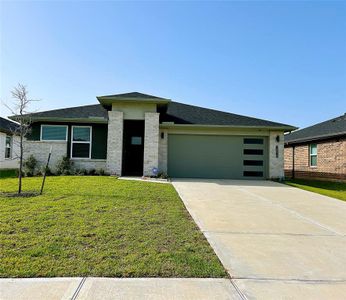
[122,120,145,176]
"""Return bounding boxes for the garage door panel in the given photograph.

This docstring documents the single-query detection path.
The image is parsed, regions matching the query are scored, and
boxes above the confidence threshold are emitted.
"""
[168,134,267,179]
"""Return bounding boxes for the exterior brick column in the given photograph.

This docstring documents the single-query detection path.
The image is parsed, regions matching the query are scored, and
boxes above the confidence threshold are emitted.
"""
[269,131,284,179]
[106,111,123,175]
[143,112,160,176]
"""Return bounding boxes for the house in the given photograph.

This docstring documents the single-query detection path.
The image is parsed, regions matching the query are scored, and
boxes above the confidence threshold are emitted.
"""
[284,113,346,181]
[0,117,20,169]
[9,92,295,179]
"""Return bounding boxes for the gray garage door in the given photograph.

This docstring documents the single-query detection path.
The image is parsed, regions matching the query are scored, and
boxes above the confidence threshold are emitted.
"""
[167,134,268,179]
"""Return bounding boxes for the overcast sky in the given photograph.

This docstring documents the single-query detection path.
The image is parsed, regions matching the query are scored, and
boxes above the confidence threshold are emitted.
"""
[1,1,345,128]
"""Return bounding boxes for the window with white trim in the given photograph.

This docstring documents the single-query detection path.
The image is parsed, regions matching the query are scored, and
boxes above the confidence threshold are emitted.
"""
[71,126,92,158]
[5,135,12,159]
[41,125,67,141]
[309,144,317,167]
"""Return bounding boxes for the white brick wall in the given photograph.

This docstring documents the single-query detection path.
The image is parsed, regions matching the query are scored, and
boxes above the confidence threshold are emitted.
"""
[106,111,123,175]
[158,129,168,174]
[269,131,284,179]
[143,112,159,176]
[0,132,20,169]
[72,159,107,171]
[23,141,67,171]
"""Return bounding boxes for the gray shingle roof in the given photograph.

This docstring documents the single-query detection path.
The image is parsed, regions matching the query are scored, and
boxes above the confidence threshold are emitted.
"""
[9,104,108,122]
[0,117,20,134]
[161,101,294,128]
[98,92,168,100]
[9,95,295,130]
[285,113,346,144]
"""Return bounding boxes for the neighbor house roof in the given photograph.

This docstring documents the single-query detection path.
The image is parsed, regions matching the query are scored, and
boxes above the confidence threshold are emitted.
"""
[9,93,296,130]
[0,117,20,134]
[285,113,346,145]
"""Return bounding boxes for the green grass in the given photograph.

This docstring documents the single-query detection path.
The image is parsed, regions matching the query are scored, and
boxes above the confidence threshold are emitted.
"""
[0,176,227,278]
[0,169,17,178]
[285,179,346,201]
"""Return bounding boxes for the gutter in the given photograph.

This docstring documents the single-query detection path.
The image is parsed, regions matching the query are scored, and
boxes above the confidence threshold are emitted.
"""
[8,116,108,124]
[284,131,346,146]
[160,123,297,132]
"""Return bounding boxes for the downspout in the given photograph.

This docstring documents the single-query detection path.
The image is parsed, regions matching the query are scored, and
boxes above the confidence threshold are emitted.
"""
[292,145,295,179]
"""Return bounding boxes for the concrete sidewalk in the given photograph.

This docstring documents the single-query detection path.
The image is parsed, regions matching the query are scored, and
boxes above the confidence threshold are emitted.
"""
[0,278,241,300]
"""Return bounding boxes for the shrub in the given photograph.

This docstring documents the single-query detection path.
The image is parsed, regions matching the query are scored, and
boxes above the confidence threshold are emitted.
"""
[56,156,73,175]
[88,168,96,176]
[95,168,106,176]
[75,168,87,176]
[157,172,168,179]
[23,155,38,177]
[41,165,54,176]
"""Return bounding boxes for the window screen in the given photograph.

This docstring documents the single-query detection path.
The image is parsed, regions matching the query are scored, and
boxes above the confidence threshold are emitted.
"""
[71,126,91,158]
[310,144,317,167]
[41,125,67,141]
[5,135,12,158]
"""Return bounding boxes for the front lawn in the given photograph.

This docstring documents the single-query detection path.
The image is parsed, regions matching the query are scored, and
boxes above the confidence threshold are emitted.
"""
[0,176,227,278]
[0,169,17,178]
[285,179,346,201]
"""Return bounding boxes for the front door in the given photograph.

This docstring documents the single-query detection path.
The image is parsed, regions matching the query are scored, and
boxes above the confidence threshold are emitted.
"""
[122,120,145,176]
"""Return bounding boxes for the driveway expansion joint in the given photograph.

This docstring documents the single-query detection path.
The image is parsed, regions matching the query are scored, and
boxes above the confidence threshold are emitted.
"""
[71,277,86,300]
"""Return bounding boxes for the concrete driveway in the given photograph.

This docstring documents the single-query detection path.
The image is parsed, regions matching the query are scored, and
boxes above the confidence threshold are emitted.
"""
[172,179,346,299]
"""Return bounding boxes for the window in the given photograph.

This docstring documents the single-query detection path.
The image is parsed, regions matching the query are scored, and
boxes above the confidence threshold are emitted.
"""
[71,126,92,158]
[131,136,142,145]
[5,135,12,159]
[243,149,263,155]
[243,160,263,166]
[244,138,264,145]
[310,144,317,167]
[243,171,263,177]
[41,125,67,141]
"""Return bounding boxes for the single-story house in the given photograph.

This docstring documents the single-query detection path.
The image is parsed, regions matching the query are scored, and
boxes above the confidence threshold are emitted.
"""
[10,92,295,179]
[0,117,20,169]
[284,113,346,181]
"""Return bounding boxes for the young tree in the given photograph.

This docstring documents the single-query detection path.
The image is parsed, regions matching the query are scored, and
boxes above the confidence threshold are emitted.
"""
[4,84,37,194]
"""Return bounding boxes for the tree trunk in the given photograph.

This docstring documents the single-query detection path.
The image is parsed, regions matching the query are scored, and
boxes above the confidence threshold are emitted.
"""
[18,132,23,194]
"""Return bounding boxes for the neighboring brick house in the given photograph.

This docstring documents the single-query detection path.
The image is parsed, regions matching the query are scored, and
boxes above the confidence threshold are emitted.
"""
[9,92,295,179]
[284,114,346,181]
[0,117,20,169]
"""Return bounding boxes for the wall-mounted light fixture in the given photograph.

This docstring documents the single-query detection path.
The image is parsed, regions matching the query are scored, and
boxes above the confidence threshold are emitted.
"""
[276,135,280,142]
[161,132,165,139]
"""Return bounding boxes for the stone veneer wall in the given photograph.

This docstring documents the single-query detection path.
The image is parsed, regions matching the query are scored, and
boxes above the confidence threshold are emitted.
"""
[23,141,67,171]
[143,112,159,176]
[269,131,284,179]
[158,129,168,174]
[106,111,123,175]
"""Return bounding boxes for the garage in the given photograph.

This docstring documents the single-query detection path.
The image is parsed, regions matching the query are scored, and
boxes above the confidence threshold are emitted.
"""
[167,134,268,179]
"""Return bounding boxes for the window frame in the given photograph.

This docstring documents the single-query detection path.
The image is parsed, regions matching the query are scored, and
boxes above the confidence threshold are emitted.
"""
[40,124,68,142]
[5,135,12,159]
[70,125,92,159]
[309,143,317,167]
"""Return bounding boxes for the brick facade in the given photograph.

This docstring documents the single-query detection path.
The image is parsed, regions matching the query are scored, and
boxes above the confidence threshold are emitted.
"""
[284,136,346,181]
[143,112,160,176]
[106,111,123,175]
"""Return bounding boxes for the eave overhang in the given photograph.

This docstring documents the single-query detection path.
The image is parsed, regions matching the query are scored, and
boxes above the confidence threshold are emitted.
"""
[284,131,346,146]
[97,95,171,107]
[160,123,297,132]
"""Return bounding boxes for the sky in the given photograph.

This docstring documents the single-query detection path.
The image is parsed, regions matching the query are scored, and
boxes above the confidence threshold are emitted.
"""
[1,1,345,129]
